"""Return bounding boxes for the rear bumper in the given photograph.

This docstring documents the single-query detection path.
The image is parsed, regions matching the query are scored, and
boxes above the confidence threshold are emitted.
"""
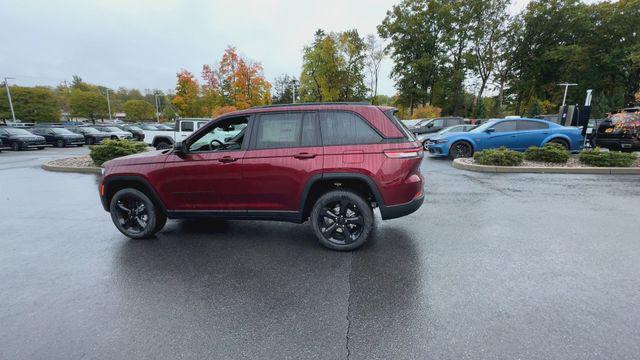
[379,194,424,220]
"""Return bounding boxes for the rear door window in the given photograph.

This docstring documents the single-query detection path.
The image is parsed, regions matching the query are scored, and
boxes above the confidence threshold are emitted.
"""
[181,121,194,132]
[517,121,548,131]
[320,111,382,146]
[255,112,305,150]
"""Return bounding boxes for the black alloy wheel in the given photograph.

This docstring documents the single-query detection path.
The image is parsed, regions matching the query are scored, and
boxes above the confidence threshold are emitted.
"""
[548,139,569,150]
[87,137,94,145]
[311,190,373,251]
[56,139,65,148]
[109,188,166,239]
[11,142,20,151]
[423,140,429,151]
[155,141,171,150]
[450,141,473,159]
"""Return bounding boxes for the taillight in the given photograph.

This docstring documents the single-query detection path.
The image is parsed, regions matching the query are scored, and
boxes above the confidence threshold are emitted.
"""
[100,183,105,197]
[384,148,424,159]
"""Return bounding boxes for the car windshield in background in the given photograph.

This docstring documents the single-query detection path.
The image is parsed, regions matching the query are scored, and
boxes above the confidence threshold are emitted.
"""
[127,126,143,131]
[142,125,159,130]
[80,127,101,134]
[50,128,75,134]
[103,127,122,132]
[4,128,32,135]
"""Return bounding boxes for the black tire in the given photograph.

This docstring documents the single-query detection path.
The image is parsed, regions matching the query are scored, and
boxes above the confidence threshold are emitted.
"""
[11,142,20,151]
[87,137,95,145]
[111,136,118,140]
[56,139,65,148]
[37,147,45,150]
[310,190,374,251]
[422,140,429,151]
[450,141,473,159]
[155,141,172,150]
[109,188,166,239]
[77,144,84,147]
[547,138,569,150]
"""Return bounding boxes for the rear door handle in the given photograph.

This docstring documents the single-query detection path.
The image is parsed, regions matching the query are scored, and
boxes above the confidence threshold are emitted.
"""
[294,152,316,159]
[218,156,238,163]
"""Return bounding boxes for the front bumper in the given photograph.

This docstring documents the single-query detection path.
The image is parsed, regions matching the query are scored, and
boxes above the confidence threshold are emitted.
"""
[379,194,424,220]
[426,143,448,156]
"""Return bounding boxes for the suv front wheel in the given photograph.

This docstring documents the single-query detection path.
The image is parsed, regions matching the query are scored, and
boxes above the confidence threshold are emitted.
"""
[109,188,166,239]
[310,190,374,251]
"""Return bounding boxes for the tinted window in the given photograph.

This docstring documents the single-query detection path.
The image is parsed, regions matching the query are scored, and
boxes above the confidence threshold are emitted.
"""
[181,121,194,132]
[445,118,460,127]
[255,112,304,149]
[493,121,517,132]
[320,111,382,146]
[517,121,548,131]
[432,119,445,127]
[301,114,320,147]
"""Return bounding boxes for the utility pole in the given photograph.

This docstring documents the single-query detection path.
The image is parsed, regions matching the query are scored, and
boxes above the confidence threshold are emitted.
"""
[291,78,298,104]
[154,92,160,122]
[62,80,71,94]
[557,83,578,106]
[105,89,112,121]
[3,77,17,122]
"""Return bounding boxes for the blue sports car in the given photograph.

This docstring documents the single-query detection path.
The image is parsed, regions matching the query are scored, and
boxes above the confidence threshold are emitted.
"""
[426,118,584,158]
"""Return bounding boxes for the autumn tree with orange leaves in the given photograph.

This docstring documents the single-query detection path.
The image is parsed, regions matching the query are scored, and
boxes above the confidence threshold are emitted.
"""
[202,46,271,111]
[171,70,201,117]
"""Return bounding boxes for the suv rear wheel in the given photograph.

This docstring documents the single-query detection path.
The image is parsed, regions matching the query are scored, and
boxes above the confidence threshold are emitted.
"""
[109,188,166,239]
[310,190,374,251]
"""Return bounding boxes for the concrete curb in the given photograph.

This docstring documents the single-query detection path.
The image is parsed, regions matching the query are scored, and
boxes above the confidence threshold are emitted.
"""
[41,162,102,175]
[452,158,640,175]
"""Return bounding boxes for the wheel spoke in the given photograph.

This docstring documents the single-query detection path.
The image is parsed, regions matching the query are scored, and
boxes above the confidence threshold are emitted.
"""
[321,223,338,235]
[342,225,354,243]
[134,217,146,229]
[345,216,363,226]
[323,209,338,219]
[339,200,349,215]
[117,202,130,213]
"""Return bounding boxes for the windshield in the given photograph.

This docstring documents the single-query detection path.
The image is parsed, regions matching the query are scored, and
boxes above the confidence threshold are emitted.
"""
[103,127,121,132]
[80,127,100,134]
[50,128,74,134]
[470,121,498,133]
[142,125,159,130]
[4,128,32,135]
[127,126,142,131]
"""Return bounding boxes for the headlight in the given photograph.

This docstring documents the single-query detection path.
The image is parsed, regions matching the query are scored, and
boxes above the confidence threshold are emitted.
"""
[435,139,449,144]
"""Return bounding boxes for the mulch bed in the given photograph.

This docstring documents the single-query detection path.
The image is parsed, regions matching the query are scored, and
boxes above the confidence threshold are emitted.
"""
[47,155,97,168]
[458,155,640,168]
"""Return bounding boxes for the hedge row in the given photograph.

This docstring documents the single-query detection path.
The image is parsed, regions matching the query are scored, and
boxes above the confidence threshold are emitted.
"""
[89,140,148,166]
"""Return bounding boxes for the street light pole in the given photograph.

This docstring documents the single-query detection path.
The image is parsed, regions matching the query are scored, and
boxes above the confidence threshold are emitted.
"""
[154,93,160,122]
[3,77,17,122]
[105,89,112,121]
[557,83,578,106]
[291,78,298,104]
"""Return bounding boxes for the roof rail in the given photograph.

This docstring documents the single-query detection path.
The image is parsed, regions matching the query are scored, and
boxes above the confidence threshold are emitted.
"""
[250,101,371,109]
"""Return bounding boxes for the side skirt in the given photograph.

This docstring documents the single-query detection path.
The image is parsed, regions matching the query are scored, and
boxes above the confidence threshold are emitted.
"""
[166,210,305,224]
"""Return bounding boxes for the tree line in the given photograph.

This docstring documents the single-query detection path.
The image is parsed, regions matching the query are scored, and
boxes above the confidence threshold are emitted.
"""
[2,0,638,122]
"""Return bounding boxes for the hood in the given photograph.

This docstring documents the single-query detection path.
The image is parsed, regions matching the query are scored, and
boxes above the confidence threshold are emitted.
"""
[12,134,43,140]
[103,150,168,168]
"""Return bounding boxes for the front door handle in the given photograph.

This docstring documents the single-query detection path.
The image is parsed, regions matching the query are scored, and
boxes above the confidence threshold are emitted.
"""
[218,156,238,163]
[294,152,316,159]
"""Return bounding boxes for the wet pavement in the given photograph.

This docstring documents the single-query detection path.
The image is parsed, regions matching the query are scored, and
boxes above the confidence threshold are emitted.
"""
[1,148,639,360]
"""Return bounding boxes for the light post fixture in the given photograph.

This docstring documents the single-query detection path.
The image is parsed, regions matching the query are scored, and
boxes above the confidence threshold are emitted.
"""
[3,77,17,122]
[557,83,578,106]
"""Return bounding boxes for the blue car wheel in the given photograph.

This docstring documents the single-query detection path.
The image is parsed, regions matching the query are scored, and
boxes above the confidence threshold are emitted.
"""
[450,141,473,159]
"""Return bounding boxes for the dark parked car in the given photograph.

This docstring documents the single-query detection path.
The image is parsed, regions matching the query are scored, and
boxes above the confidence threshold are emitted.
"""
[592,112,640,151]
[29,127,85,147]
[67,126,111,145]
[116,125,145,141]
[0,138,5,151]
[409,117,465,135]
[0,127,46,150]
[100,103,425,251]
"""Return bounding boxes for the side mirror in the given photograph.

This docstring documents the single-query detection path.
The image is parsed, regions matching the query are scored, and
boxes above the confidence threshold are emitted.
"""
[173,141,185,154]
[427,123,433,128]
[485,128,496,133]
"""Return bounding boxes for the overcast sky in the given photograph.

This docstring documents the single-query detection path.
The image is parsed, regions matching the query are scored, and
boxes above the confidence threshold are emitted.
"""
[1,0,533,96]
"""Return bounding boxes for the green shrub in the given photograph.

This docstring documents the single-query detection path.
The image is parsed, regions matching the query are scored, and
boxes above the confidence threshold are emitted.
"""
[578,148,637,167]
[524,143,570,163]
[90,139,148,166]
[473,147,524,166]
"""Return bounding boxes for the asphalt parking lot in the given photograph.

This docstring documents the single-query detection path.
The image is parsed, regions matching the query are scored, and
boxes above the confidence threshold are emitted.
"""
[1,148,639,360]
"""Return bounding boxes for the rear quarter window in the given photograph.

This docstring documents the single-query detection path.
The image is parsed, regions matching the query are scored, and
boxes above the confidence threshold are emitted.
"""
[320,111,382,146]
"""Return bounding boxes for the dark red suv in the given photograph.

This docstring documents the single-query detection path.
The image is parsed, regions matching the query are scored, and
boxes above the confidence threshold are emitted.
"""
[99,103,424,250]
